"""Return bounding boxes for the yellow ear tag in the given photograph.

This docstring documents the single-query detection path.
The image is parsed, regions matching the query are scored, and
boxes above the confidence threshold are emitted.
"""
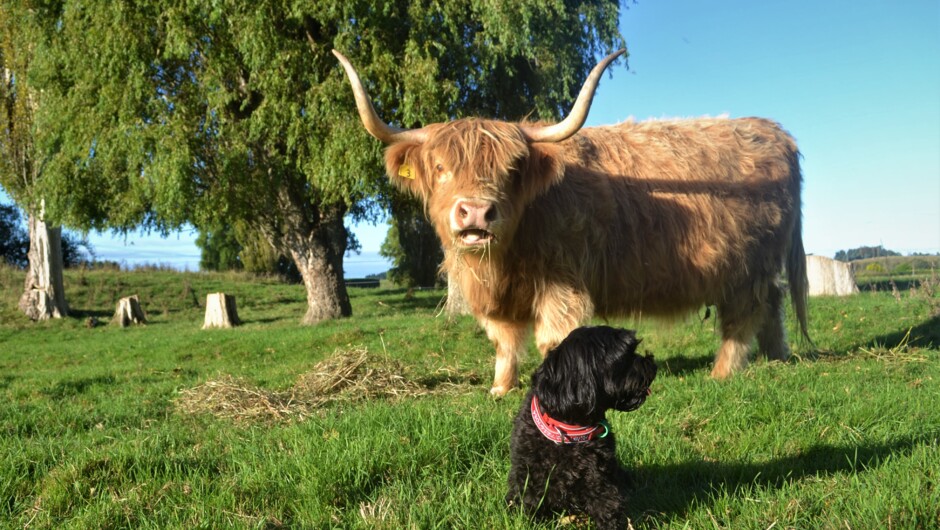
[398,164,415,180]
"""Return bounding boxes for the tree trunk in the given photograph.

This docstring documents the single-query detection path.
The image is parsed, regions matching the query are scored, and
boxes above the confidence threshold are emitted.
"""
[18,207,68,320]
[285,209,352,325]
[265,184,352,326]
[387,193,444,288]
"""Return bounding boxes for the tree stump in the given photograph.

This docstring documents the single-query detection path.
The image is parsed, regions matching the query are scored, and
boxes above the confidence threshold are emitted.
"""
[112,295,147,327]
[806,255,860,296]
[203,293,241,329]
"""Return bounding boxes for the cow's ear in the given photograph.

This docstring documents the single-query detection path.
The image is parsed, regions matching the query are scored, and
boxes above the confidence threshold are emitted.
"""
[385,142,430,201]
[519,143,565,201]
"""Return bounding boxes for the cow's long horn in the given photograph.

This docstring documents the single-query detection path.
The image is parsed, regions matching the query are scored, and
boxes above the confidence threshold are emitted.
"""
[521,49,626,143]
[333,50,428,144]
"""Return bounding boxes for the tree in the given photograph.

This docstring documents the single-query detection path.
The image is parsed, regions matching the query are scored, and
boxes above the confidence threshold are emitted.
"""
[1,3,72,320]
[196,222,243,272]
[195,220,303,282]
[23,0,625,324]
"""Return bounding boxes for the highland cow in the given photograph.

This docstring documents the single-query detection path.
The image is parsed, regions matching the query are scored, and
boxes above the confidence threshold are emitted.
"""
[335,49,809,395]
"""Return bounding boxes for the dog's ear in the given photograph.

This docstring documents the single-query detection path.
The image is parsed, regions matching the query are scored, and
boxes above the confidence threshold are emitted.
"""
[532,337,599,423]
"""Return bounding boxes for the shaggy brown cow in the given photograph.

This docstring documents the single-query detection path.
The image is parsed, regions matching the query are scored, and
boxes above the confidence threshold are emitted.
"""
[334,49,809,396]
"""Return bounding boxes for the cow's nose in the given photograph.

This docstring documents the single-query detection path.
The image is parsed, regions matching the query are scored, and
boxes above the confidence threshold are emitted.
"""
[453,200,495,229]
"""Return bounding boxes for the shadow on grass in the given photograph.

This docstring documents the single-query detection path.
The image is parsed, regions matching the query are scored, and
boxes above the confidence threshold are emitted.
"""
[376,289,448,312]
[869,314,940,350]
[69,308,112,320]
[629,434,937,525]
[414,369,485,389]
[657,354,715,377]
[40,374,118,399]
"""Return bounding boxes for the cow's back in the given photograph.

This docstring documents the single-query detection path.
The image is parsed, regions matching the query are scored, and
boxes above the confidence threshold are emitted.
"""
[529,117,802,318]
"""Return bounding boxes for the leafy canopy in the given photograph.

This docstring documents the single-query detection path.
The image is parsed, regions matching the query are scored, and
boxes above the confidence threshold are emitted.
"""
[18,0,624,237]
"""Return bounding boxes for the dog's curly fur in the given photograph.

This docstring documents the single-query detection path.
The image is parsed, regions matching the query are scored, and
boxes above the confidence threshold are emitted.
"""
[506,326,657,529]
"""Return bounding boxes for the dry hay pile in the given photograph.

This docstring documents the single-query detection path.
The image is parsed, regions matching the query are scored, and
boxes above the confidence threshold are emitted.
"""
[176,347,469,423]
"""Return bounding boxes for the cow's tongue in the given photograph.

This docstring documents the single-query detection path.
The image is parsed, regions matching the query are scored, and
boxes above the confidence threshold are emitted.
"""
[460,229,492,244]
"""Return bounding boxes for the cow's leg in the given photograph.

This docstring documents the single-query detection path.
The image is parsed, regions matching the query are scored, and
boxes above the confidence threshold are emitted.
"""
[481,318,530,396]
[711,292,764,379]
[757,282,790,362]
[533,284,593,357]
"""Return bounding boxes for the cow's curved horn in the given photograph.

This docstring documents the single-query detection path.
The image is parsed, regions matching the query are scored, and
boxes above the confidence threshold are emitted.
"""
[521,49,626,144]
[333,50,428,144]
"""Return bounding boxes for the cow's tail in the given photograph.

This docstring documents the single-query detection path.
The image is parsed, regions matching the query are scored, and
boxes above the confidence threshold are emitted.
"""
[786,149,811,344]
[787,216,811,344]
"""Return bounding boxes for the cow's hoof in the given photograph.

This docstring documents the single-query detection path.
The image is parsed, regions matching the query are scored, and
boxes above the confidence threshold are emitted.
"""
[710,365,732,380]
[490,385,510,397]
[490,385,521,397]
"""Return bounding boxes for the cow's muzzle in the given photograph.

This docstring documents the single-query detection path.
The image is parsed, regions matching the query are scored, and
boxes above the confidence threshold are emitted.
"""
[452,200,497,247]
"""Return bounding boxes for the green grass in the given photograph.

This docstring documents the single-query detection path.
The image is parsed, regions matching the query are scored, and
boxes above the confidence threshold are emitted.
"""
[2,265,939,529]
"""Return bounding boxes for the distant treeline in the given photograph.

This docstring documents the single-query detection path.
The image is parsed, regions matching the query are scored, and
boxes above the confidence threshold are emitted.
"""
[834,245,938,262]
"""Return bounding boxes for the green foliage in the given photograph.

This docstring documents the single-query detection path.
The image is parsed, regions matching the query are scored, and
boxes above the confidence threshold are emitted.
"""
[196,222,243,272]
[6,0,625,319]
[19,0,624,233]
[1,266,939,528]
[0,1,43,208]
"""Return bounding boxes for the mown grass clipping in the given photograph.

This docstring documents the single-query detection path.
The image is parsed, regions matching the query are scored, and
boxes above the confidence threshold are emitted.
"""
[175,347,473,423]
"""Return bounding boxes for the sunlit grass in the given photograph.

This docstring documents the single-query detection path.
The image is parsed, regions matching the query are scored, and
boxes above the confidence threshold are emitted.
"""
[1,265,938,528]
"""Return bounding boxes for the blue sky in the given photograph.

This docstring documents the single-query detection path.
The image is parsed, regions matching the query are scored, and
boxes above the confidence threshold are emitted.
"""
[603,0,940,258]
[6,0,939,273]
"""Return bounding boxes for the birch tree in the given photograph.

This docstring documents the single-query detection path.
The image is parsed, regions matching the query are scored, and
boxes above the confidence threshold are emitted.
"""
[0,2,68,319]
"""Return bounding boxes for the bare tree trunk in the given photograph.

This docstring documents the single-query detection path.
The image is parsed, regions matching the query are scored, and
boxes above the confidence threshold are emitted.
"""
[388,193,444,288]
[263,184,352,325]
[285,210,351,325]
[18,205,68,320]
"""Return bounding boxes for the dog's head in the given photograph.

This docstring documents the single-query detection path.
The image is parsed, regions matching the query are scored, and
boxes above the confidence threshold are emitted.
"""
[531,326,657,424]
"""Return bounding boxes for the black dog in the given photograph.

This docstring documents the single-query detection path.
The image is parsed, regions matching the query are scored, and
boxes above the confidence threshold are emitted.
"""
[506,326,657,529]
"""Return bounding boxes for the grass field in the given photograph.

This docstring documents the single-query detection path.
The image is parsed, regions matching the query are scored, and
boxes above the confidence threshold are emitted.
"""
[1,265,938,529]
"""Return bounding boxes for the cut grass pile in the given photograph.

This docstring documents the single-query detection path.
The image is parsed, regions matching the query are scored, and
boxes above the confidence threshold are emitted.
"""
[176,347,474,423]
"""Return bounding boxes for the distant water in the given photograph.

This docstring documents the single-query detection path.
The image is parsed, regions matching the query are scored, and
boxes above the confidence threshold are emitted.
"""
[87,232,392,279]
[342,251,393,279]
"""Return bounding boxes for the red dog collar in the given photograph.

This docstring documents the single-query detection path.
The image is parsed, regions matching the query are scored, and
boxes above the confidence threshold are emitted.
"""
[531,395,609,444]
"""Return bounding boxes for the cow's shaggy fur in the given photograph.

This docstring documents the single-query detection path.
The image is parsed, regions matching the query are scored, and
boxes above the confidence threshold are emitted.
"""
[337,50,809,395]
[385,117,808,394]
[506,326,656,529]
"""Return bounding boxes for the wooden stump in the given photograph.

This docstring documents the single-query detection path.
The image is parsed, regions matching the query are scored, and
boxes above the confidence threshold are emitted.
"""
[112,295,147,327]
[807,255,860,296]
[203,293,241,329]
